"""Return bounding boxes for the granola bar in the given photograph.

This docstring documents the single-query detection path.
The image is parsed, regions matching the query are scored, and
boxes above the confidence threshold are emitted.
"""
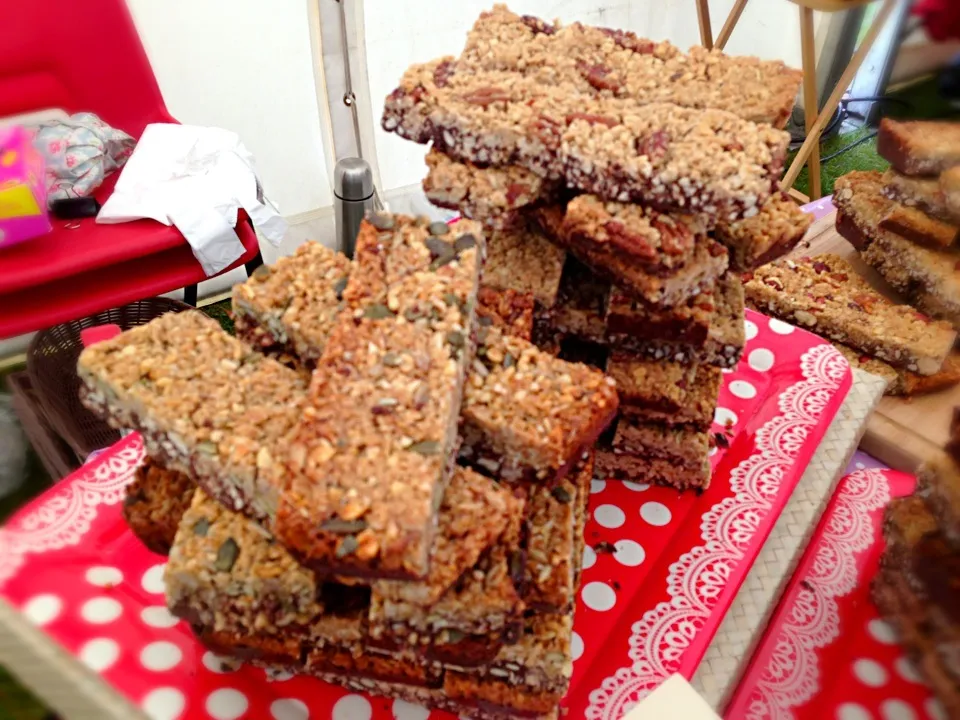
[382,58,790,219]
[522,451,593,613]
[536,203,729,306]
[443,613,574,716]
[714,192,813,271]
[368,492,526,659]
[605,283,716,348]
[884,169,960,225]
[533,256,609,345]
[877,118,960,176]
[483,222,566,307]
[743,254,955,375]
[831,342,960,397]
[596,450,711,491]
[607,355,721,431]
[123,457,194,555]
[606,273,746,368]
[274,214,483,580]
[881,203,959,251]
[476,287,535,341]
[78,311,307,521]
[462,6,802,128]
[611,419,711,469]
[232,242,351,368]
[460,325,619,482]
[423,149,561,230]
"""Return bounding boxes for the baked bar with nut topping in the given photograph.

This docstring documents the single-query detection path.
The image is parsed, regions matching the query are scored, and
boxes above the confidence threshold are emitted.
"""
[605,283,716,348]
[483,222,566,307]
[831,343,960,397]
[884,169,960,225]
[606,273,746,368]
[459,325,619,482]
[423,149,561,231]
[460,5,801,129]
[535,203,729,307]
[78,311,307,522]
[917,450,960,547]
[476,287,535,341]
[232,242,351,368]
[714,192,813,271]
[743,254,955,375]
[881,202,959,251]
[940,165,960,218]
[123,457,194,555]
[611,418,711,470]
[382,57,789,219]
[607,355,721,431]
[274,214,483,580]
[596,450,711,491]
[877,118,960,176]
[532,255,609,345]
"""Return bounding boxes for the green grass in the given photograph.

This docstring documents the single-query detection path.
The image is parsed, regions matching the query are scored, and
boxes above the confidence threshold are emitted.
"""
[789,126,890,198]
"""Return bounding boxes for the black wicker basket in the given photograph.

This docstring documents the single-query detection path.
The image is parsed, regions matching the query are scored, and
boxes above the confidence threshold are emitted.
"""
[27,297,193,460]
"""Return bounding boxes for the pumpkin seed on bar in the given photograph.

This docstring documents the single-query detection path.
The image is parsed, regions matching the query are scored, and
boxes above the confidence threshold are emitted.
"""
[454,234,477,252]
[408,440,441,455]
[193,518,211,536]
[215,538,240,572]
[369,213,394,230]
[428,221,450,236]
[336,535,359,558]
[550,486,572,504]
[363,303,395,319]
[321,518,368,534]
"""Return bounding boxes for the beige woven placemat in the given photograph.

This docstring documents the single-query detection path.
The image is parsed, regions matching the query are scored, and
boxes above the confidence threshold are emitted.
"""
[691,368,889,710]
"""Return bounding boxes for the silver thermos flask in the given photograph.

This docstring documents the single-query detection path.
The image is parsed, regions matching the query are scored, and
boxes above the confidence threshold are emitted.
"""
[334,157,376,259]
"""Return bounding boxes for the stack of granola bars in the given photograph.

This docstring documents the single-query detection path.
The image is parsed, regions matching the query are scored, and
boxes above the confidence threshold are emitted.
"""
[872,410,960,717]
[78,214,619,718]
[390,4,808,491]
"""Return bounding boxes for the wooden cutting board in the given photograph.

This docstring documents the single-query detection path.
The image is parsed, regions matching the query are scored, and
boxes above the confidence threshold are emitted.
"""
[783,210,954,472]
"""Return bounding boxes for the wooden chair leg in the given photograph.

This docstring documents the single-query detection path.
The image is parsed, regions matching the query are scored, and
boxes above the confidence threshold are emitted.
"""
[781,0,898,192]
[800,5,822,200]
[695,0,714,49]
[715,0,749,51]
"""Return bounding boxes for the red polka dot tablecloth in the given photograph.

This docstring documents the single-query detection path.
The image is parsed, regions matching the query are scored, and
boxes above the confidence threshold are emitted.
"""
[0,309,851,720]
[727,467,949,720]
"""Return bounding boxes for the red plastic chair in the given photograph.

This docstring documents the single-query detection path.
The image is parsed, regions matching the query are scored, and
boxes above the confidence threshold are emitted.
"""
[0,0,263,340]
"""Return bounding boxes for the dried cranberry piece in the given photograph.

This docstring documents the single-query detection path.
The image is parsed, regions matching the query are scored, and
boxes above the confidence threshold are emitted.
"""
[522,14,556,35]
[433,60,455,88]
[636,130,670,162]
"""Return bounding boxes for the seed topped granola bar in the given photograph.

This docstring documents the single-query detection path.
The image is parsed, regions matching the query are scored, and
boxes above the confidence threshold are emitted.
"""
[124,457,195,555]
[461,5,802,129]
[483,222,566,307]
[232,242,351,368]
[274,214,484,579]
[78,311,307,521]
[383,59,789,219]
[476,287,535,341]
[877,118,960,176]
[423,149,561,230]
[743,254,956,375]
[714,192,813,271]
[460,325,619,482]
[831,343,960,397]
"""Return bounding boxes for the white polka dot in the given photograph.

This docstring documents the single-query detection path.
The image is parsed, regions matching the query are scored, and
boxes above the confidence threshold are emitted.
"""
[614,539,646,567]
[81,596,122,624]
[868,619,898,644]
[581,581,617,611]
[571,631,584,661]
[141,641,183,671]
[594,504,625,528]
[894,657,921,684]
[392,699,430,720]
[856,462,866,470]
[622,481,649,492]
[85,566,123,587]
[79,638,120,672]
[744,319,758,340]
[640,501,672,527]
[881,700,916,720]
[748,348,776,372]
[769,318,795,335]
[837,704,872,720]
[202,650,242,674]
[141,606,179,629]
[142,687,185,720]
[590,479,606,494]
[141,564,166,594]
[206,688,249,720]
[264,667,295,682]
[333,694,372,720]
[709,446,718,457]
[925,698,948,720]
[581,545,597,570]
[853,658,888,687]
[728,380,757,399]
[271,698,309,720]
[22,594,62,626]
[714,407,739,429]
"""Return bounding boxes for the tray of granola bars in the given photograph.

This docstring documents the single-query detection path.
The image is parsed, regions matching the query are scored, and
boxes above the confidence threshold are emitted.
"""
[0,306,850,720]
[725,466,951,720]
